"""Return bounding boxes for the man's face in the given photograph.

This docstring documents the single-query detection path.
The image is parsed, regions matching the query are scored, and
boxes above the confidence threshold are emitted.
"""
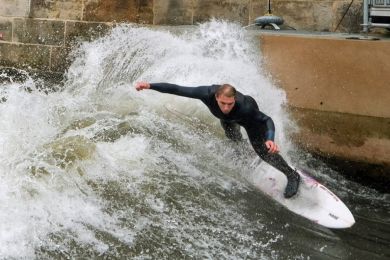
[216,94,235,114]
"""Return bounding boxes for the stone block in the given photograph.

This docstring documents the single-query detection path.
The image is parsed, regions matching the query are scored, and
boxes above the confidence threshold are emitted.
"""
[333,0,363,33]
[272,1,315,31]
[0,18,12,42]
[193,0,250,25]
[65,21,112,45]
[84,0,153,23]
[313,1,333,32]
[50,46,72,72]
[0,42,50,70]
[0,0,30,17]
[249,0,268,23]
[154,0,194,25]
[30,0,83,20]
[271,0,335,31]
[13,18,65,45]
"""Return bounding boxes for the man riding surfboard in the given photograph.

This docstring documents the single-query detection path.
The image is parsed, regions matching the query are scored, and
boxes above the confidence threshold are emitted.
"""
[135,82,300,198]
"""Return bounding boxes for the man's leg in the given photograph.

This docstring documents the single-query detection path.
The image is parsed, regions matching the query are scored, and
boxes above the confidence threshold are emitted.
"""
[220,120,243,141]
[246,128,300,198]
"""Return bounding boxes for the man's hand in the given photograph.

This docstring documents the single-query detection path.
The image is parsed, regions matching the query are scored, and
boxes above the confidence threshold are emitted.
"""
[135,82,151,91]
[265,140,279,154]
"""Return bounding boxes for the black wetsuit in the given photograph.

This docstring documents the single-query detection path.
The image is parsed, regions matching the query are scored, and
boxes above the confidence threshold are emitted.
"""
[150,83,296,178]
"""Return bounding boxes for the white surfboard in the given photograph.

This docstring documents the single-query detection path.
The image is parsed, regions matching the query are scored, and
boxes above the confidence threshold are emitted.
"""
[251,160,355,229]
[164,104,355,228]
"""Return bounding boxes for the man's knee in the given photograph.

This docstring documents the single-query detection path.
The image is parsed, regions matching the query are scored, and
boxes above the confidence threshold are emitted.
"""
[221,121,243,141]
[226,130,243,141]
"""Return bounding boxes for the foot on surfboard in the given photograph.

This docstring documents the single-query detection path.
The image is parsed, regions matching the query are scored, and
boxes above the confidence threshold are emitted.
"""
[284,171,300,198]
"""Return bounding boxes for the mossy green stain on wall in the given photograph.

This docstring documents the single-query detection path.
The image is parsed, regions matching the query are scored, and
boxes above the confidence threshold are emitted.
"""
[291,107,390,147]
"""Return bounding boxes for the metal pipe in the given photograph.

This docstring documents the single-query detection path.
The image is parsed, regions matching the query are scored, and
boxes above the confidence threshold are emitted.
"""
[363,0,369,32]
[268,0,272,14]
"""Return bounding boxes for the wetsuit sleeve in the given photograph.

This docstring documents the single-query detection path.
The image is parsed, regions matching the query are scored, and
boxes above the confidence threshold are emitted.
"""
[244,95,276,141]
[253,111,275,141]
[150,83,210,100]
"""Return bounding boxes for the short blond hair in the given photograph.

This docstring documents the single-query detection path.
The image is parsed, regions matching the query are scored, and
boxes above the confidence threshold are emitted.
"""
[216,84,236,98]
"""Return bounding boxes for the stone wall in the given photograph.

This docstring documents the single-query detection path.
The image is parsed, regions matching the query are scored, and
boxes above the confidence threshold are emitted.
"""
[0,17,112,73]
[0,0,365,74]
[0,1,365,29]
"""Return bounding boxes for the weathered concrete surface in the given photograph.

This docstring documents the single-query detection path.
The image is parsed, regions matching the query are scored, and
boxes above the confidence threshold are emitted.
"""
[332,0,363,33]
[193,0,250,25]
[50,46,71,72]
[290,108,390,166]
[260,34,390,118]
[260,33,390,166]
[153,0,194,25]
[30,0,83,20]
[65,21,112,46]
[271,1,318,30]
[0,42,51,70]
[83,0,153,23]
[0,17,12,41]
[13,18,65,45]
[0,0,30,17]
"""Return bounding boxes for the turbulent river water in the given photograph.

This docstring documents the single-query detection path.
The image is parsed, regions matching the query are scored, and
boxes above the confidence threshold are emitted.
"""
[0,21,389,259]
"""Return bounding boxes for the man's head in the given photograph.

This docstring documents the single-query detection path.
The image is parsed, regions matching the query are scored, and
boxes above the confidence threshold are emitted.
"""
[215,84,236,114]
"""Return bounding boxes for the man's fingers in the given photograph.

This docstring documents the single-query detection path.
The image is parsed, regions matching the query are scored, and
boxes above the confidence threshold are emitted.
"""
[266,142,274,153]
[135,82,145,91]
[135,82,150,91]
[271,144,279,153]
[265,141,279,154]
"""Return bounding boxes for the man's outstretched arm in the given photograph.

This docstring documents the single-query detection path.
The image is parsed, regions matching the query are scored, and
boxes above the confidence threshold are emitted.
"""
[135,82,209,100]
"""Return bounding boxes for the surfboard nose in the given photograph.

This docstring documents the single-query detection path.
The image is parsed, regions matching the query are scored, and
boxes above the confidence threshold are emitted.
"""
[321,197,355,229]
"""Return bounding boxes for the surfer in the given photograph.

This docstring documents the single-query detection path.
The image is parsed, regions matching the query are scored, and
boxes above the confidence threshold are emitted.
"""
[135,82,300,198]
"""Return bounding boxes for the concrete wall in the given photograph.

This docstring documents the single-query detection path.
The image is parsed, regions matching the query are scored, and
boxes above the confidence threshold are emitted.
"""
[260,33,390,167]
[0,17,112,73]
[0,0,367,75]
[0,1,365,29]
